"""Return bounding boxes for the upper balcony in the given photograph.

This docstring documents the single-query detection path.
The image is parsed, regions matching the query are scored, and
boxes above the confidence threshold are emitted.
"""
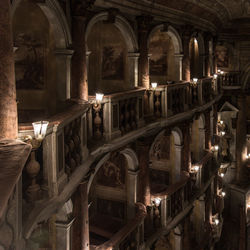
[218,71,241,90]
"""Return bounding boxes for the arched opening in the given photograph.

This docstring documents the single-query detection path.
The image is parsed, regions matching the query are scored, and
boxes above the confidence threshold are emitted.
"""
[189,37,199,79]
[148,25,183,83]
[87,150,138,247]
[148,30,175,83]
[86,13,138,95]
[12,0,72,123]
[190,114,206,162]
[149,127,183,194]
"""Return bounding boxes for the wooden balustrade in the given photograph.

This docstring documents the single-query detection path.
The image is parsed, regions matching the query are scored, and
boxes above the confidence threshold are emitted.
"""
[91,203,147,250]
[219,71,240,87]
[18,104,89,200]
[201,78,213,104]
[89,88,145,141]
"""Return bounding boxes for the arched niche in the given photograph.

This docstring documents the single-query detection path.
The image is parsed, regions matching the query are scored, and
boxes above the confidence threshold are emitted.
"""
[148,25,183,82]
[87,149,139,233]
[86,12,139,94]
[12,0,72,123]
[191,114,206,162]
[149,127,183,191]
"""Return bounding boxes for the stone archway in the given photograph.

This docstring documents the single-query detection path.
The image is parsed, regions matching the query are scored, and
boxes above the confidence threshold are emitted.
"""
[85,12,139,88]
[11,0,72,102]
[148,24,183,81]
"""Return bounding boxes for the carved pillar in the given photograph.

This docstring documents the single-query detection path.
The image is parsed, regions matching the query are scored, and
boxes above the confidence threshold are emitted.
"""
[212,37,217,74]
[0,0,17,139]
[72,181,89,250]
[174,54,183,81]
[204,33,211,77]
[181,27,191,82]
[183,122,191,172]
[236,94,247,182]
[205,110,212,150]
[127,169,139,219]
[137,139,151,206]
[174,144,183,182]
[71,2,94,102]
[174,226,183,250]
[128,52,140,87]
[137,15,152,88]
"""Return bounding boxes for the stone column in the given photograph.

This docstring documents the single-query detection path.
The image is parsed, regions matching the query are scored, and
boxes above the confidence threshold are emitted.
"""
[174,54,183,81]
[137,139,151,206]
[55,218,75,250]
[128,52,140,87]
[80,181,89,250]
[199,128,206,159]
[236,94,247,182]
[181,27,192,82]
[205,110,212,150]
[0,0,17,139]
[174,144,183,182]
[55,49,74,101]
[174,226,183,250]
[137,15,152,88]
[212,37,217,74]
[204,33,211,77]
[71,2,93,102]
[127,169,139,219]
[72,181,89,250]
[183,122,191,172]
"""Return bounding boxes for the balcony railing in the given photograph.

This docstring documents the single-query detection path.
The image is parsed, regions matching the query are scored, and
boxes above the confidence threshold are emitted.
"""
[91,203,147,250]
[18,104,89,200]
[219,71,241,88]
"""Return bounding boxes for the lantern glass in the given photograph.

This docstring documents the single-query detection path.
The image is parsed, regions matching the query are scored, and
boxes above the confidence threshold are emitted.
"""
[96,93,104,103]
[151,82,158,89]
[193,78,198,84]
[32,121,49,141]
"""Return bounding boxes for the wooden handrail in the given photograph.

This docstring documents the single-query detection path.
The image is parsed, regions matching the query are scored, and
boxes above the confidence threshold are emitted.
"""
[92,203,147,250]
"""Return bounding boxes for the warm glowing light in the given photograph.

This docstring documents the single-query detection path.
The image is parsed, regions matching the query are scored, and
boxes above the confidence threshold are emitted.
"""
[193,78,198,84]
[214,219,219,225]
[32,121,49,141]
[96,93,104,103]
[218,69,221,73]
[213,74,218,79]
[154,197,162,206]
[247,204,250,209]
[220,71,224,74]
[221,131,225,136]
[221,191,226,197]
[193,165,199,172]
[219,173,225,178]
[219,120,224,125]
[151,82,158,89]
[194,38,198,43]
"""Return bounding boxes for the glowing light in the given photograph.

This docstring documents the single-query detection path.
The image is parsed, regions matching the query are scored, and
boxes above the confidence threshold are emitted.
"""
[213,74,218,79]
[32,121,49,141]
[221,191,226,197]
[154,197,162,206]
[221,131,225,136]
[214,219,219,225]
[214,145,219,151]
[193,78,198,84]
[96,93,104,103]
[219,173,224,178]
[151,82,158,89]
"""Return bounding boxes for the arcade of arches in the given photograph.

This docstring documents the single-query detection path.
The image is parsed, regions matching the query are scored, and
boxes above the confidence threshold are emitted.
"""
[0,0,250,250]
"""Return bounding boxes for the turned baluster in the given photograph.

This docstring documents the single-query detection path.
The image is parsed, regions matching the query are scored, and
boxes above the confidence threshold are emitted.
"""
[154,91,161,118]
[130,98,137,130]
[26,151,41,201]
[119,100,125,134]
[93,103,102,139]
[125,100,131,132]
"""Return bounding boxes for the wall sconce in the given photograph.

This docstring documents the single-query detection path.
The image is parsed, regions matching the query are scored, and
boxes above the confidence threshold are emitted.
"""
[193,78,198,84]
[153,197,161,207]
[219,173,224,178]
[218,120,224,125]
[32,121,49,142]
[217,69,221,74]
[246,153,250,159]
[220,191,226,197]
[93,93,104,139]
[96,93,104,104]
[151,82,158,90]
[212,145,219,152]
[220,71,224,74]
[213,74,218,80]
[221,131,225,136]
[22,121,49,202]
[191,165,200,173]
[214,218,220,225]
